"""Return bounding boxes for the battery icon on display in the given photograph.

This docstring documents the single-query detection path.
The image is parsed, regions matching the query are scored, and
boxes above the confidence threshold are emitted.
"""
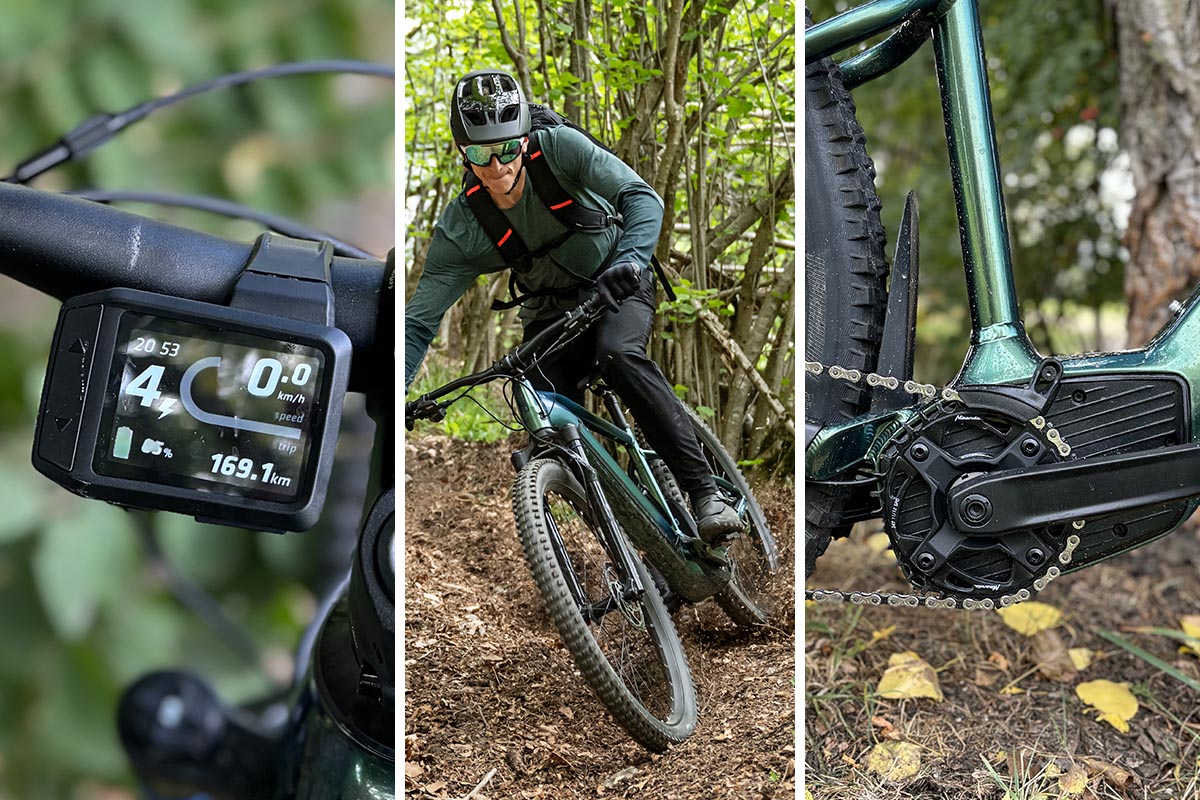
[114,426,133,460]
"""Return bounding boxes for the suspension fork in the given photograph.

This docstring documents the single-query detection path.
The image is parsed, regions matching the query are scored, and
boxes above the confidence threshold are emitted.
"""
[558,423,647,599]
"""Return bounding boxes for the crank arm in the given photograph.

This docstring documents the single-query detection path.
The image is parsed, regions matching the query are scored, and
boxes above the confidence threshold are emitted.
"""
[946,442,1200,534]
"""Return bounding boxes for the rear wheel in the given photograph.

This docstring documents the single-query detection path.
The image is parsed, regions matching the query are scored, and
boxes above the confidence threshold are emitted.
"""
[690,410,780,627]
[513,458,697,751]
[804,10,889,576]
[643,408,781,627]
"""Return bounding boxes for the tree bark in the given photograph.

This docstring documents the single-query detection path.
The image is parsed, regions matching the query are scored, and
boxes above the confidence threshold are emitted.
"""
[1112,0,1200,345]
[563,0,592,123]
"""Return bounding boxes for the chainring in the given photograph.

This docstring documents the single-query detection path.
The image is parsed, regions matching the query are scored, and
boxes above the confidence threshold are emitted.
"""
[881,401,1072,602]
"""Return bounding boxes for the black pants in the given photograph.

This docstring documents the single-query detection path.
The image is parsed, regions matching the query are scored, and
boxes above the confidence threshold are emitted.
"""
[523,270,716,501]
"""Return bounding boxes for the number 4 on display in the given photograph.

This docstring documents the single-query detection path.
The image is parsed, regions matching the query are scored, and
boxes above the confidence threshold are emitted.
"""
[125,365,165,407]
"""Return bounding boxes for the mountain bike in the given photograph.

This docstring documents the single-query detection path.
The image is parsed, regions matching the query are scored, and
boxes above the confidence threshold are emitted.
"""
[806,0,1200,609]
[406,295,780,751]
[2,62,394,798]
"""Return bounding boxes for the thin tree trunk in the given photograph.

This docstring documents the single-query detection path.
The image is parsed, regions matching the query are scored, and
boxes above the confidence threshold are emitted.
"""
[491,0,532,94]
[721,213,779,455]
[1111,0,1200,345]
[564,0,591,122]
[749,302,794,461]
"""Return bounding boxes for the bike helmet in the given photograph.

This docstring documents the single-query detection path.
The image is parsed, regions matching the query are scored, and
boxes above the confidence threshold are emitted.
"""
[450,70,530,145]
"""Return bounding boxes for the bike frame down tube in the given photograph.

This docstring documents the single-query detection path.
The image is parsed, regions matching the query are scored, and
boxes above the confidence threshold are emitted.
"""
[511,381,684,542]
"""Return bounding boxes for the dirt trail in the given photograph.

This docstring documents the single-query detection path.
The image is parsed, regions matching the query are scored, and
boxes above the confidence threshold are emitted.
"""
[404,433,795,799]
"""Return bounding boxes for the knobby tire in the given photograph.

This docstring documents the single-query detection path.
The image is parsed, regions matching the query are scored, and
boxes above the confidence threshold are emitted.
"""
[513,458,697,751]
[804,9,890,577]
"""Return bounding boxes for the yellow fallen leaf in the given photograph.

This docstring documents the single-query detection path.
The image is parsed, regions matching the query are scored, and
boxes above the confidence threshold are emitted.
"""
[866,532,891,554]
[1058,762,1088,795]
[1076,679,1138,733]
[876,651,944,701]
[865,741,922,781]
[805,600,817,609]
[871,625,896,643]
[805,792,813,800]
[999,686,1025,695]
[1068,648,1093,671]
[996,601,1063,636]
[1179,615,1200,657]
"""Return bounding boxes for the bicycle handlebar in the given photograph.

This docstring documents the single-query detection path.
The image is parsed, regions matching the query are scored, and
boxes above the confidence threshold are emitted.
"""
[0,182,389,393]
[405,294,606,427]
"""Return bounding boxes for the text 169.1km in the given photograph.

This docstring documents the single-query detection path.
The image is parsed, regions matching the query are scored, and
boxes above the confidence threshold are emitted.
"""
[210,455,291,487]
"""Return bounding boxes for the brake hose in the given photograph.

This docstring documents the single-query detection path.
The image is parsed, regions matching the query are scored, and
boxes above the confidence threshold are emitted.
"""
[3,60,394,185]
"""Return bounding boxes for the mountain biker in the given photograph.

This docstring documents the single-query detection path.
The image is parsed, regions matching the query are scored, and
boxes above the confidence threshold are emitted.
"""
[405,69,741,544]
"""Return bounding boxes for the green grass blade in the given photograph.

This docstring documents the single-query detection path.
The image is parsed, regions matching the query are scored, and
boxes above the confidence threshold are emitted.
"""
[1123,626,1200,651]
[1097,629,1200,693]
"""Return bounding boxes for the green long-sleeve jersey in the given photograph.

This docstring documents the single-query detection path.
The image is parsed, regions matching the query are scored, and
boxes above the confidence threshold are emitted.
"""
[405,125,664,390]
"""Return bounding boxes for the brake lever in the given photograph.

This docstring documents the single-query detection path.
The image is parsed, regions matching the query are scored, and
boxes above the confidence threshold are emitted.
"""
[404,397,446,430]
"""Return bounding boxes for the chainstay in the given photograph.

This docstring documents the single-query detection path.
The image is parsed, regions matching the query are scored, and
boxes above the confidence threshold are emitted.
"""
[804,359,1080,609]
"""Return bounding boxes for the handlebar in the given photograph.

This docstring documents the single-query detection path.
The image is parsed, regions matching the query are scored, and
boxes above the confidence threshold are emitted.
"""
[405,294,605,428]
[0,182,390,394]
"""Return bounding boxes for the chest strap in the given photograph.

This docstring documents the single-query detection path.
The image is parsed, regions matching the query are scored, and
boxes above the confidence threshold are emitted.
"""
[524,130,620,233]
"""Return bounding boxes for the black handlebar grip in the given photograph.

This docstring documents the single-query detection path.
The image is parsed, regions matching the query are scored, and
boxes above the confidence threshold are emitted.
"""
[0,182,249,301]
[0,182,386,391]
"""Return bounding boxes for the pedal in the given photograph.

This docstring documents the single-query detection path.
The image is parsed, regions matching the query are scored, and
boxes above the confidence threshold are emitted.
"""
[693,539,733,568]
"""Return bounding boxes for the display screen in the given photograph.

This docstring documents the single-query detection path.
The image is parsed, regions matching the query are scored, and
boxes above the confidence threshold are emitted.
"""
[93,314,326,502]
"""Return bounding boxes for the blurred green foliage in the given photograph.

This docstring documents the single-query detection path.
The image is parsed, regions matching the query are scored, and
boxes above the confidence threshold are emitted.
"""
[0,0,392,797]
[808,0,1122,383]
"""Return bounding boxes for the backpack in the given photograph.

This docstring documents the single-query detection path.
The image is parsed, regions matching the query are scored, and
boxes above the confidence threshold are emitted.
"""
[460,103,676,311]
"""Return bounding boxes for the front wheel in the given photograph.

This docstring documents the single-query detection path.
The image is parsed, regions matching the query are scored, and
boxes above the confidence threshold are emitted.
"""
[513,458,697,751]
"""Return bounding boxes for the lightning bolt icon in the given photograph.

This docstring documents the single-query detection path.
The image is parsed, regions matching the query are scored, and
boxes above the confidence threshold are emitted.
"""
[157,398,178,420]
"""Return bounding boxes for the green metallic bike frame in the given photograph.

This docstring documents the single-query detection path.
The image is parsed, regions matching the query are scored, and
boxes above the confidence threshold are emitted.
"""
[805,0,1200,484]
[514,381,751,542]
[511,380,757,599]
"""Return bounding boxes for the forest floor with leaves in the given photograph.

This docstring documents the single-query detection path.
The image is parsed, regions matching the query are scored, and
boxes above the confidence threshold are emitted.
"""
[404,433,796,799]
[805,523,1200,800]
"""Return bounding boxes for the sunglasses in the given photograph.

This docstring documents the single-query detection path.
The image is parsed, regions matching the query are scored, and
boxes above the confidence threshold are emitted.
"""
[461,138,525,167]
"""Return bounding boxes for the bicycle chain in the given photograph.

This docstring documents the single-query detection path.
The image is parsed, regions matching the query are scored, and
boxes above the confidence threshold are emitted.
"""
[804,360,1079,610]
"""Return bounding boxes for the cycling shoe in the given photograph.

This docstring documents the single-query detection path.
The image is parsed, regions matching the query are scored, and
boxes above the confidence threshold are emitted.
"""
[693,494,743,545]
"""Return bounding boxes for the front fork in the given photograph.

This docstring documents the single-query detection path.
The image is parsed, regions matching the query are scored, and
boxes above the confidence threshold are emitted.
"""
[558,423,647,600]
[510,380,647,599]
